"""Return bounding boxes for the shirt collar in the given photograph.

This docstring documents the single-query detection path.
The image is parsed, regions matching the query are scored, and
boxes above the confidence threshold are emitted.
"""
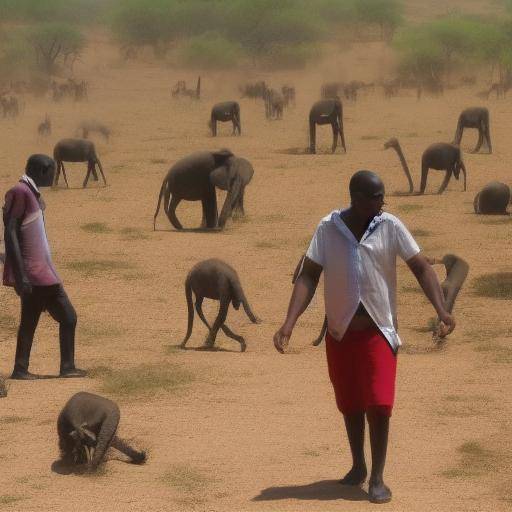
[332,208,386,243]
[20,175,40,196]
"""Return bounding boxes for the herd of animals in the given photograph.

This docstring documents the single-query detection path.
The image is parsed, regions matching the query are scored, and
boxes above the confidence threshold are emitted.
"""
[0,72,510,475]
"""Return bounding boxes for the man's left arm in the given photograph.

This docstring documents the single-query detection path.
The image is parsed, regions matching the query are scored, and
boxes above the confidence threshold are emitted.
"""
[406,254,455,337]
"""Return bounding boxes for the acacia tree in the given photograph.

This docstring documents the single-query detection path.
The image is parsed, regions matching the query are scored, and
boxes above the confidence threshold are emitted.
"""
[353,0,404,41]
[27,23,84,73]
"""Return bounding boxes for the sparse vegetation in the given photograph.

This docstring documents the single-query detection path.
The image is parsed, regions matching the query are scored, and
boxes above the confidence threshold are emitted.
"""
[80,222,112,234]
[473,272,512,299]
[0,496,24,506]
[160,464,209,493]
[0,416,28,424]
[66,259,134,276]
[395,203,424,213]
[411,229,431,237]
[120,227,149,240]
[442,440,496,479]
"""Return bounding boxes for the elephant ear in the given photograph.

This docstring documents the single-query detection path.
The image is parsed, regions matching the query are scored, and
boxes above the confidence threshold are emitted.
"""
[210,166,229,191]
[218,172,243,228]
[212,148,234,167]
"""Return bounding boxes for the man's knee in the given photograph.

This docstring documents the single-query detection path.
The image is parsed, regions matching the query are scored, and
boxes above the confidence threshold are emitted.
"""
[62,308,77,329]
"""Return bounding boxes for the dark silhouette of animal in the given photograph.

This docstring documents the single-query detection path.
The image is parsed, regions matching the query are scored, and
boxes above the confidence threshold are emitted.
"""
[171,77,200,99]
[453,107,491,153]
[309,99,346,154]
[382,79,400,98]
[473,182,510,214]
[0,95,19,117]
[210,102,241,136]
[320,82,342,99]
[428,254,469,342]
[180,259,260,352]
[292,254,326,346]
[264,89,284,120]
[57,392,146,470]
[239,81,267,99]
[53,139,106,188]
[384,138,466,195]
[210,157,254,218]
[37,115,51,136]
[153,150,247,230]
[77,120,110,141]
[281,85,296,107]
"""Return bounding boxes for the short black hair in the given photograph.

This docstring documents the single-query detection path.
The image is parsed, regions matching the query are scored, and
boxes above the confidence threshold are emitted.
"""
[349,170,384,199]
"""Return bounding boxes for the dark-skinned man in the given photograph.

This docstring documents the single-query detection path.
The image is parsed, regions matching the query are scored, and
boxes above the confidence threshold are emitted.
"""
[3,155,86,380]
[273,170,455,504]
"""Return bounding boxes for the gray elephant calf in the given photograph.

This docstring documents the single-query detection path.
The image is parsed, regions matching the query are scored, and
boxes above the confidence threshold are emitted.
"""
[57,392,146,470]
[474,182,510,215]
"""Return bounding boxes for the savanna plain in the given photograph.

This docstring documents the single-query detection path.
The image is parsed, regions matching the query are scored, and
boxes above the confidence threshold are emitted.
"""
[1,11,512,512]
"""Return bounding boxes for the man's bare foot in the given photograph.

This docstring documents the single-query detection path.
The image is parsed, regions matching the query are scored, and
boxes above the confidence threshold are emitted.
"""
[338,466,367,486]
[368,480,392,503]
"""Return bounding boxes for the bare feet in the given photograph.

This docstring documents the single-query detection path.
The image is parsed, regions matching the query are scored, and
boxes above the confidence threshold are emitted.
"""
[368,479,392,504]
[338,466,367,486]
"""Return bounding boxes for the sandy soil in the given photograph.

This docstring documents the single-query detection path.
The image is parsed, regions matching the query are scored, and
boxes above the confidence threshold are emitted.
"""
[0,33,511,512]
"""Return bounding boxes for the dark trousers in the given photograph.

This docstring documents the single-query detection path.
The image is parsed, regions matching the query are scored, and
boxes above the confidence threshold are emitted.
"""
[14,284,77,374]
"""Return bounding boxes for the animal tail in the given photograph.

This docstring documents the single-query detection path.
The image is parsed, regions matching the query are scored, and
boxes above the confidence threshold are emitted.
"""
[182,276,194,344]
[153,179,168,231]
[196,76,201,99]
[232,280,260,324]
[111,436,147,464]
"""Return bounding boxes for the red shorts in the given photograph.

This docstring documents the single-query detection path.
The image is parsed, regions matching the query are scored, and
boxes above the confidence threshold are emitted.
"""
[326,327,397,417]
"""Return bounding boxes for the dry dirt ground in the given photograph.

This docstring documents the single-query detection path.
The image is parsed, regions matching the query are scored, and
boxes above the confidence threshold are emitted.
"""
[0,35,511,512]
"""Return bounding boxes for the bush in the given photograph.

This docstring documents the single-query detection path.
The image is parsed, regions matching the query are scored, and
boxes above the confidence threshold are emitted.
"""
[178,32,243,69]
[261,43,320,70]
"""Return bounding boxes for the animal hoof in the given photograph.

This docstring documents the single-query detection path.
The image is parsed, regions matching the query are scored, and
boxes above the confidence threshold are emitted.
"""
[240,343,247,352]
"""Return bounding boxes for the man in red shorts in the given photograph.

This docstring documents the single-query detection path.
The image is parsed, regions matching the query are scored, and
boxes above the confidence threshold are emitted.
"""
[3,155,86,380]
[274,170,455,504]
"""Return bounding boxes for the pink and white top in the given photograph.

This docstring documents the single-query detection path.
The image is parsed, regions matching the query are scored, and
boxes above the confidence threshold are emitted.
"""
[2,177,61,287]
[306,209,420,351]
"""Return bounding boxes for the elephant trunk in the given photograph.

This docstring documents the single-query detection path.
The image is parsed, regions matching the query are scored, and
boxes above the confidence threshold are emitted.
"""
[90,410,119,469]
[218,174,242,228]
[111,436,146,464]
[182,277,194,344]
[153,178,168,230]
[392,142,414,193]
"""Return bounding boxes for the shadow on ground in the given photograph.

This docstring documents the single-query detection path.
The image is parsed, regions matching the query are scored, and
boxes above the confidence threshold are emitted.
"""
[253,480,369,502]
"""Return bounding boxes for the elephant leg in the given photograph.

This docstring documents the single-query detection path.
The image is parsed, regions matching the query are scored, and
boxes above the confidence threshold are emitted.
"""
[203,295,230,349]
[96,158,107,185]
[61,162,69,188]
[438,169,452,194]
[53,162,61,186]
[485,124,492,153]
[203,186,218,229]
[211,118,216,137]
[419,163,429,194]
[220,323,246,352]
[309,120,316,153]
[331,122,339,153]
[473,129,483,153]
[167,195,183,230]
[195,298,212,330]
[459,160,467,191]
[339,121,347,153]
[453,124,462,146]
[83,163,93,188]
[232,119,236,135]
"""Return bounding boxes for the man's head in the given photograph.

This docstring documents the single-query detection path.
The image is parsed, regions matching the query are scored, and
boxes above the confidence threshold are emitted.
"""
[25,154,56,188]
[349,170,385,219]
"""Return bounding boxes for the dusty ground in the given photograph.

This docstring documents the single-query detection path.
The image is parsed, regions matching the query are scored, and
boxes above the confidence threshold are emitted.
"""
[0,33,511,512]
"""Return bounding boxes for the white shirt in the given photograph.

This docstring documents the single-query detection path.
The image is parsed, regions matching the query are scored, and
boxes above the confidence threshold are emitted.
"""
[306,209,420,352]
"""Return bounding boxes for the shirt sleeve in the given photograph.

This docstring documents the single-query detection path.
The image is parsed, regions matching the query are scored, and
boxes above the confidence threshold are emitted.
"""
[394,217,420,262]
[306,221,325,267]
[3,187,27,222]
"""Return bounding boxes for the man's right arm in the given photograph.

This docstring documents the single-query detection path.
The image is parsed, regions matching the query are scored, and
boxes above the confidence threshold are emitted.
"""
[273,257,323,353]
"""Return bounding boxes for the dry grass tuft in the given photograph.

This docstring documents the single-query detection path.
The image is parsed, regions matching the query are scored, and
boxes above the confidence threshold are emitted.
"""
[66,259,134,277]
[442,441,496,479]
[255,240,280,250]
[98,364,194,397]
[473,272,512,299]
[160,464,209,493]
[0,416,28,424]
[120,227,149,240]
[80,222,112,234]
[360,134,380,140]
[0,496,24,506]
[396,204,424,213]
[411,229,431,237]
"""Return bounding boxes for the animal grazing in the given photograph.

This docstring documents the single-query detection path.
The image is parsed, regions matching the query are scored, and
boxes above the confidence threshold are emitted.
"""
[309,99,346,154]
[0,95,20,117]
[180,259,260,352]
[53,138,106,188]
[171,77,200,99]
[77,120,111,142]
[264,89,284,120]
[292,254,326,346]
[57,392,146,470]
[210,102,241,136]
[239,81,267,99]
[473,182,510,215]
[427,254,469,342]
[281,85,296,107]
[320,82,342,99]
[453,107,491,153]
[153,150,250,230]
[384,138,466,195]
[37,115,51,136]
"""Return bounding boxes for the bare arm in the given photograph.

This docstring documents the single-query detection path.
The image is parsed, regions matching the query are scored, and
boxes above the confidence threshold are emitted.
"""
[407,253,455,336]
[274,257,322,353]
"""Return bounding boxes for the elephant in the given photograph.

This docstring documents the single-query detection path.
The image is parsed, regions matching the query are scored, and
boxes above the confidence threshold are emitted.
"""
[37,115,51,136]
[309,99,346,154]
[320,82,343,99]
[180,259,260,352]
[453,107,491,153]
[239,81,267,99]
[153,150,248,230]
[57,392,146,470]
[77,120,111,142]
[384,138,466,195]
[292,254,327,346]
[53,138,106,188]
[281,85,296,107]
[209,102,241,136]
[25,154,56,187]
[171,76,201,99]
[264,89,284,120]
[210,157,254,218]
[473,182,510,214]
[427,254,469,342]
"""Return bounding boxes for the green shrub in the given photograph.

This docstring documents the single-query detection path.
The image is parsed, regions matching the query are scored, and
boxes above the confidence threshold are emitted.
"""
[178,32,243,69]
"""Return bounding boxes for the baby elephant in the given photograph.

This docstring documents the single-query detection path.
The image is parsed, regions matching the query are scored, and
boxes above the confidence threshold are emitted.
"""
[181,259,260,352]
[58,392,146,470]
[210,101,241,136]
[473,182,510,215]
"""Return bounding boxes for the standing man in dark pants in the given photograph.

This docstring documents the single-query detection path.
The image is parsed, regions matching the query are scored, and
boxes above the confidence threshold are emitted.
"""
[3,154,86,380]
[273,170,455,504]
